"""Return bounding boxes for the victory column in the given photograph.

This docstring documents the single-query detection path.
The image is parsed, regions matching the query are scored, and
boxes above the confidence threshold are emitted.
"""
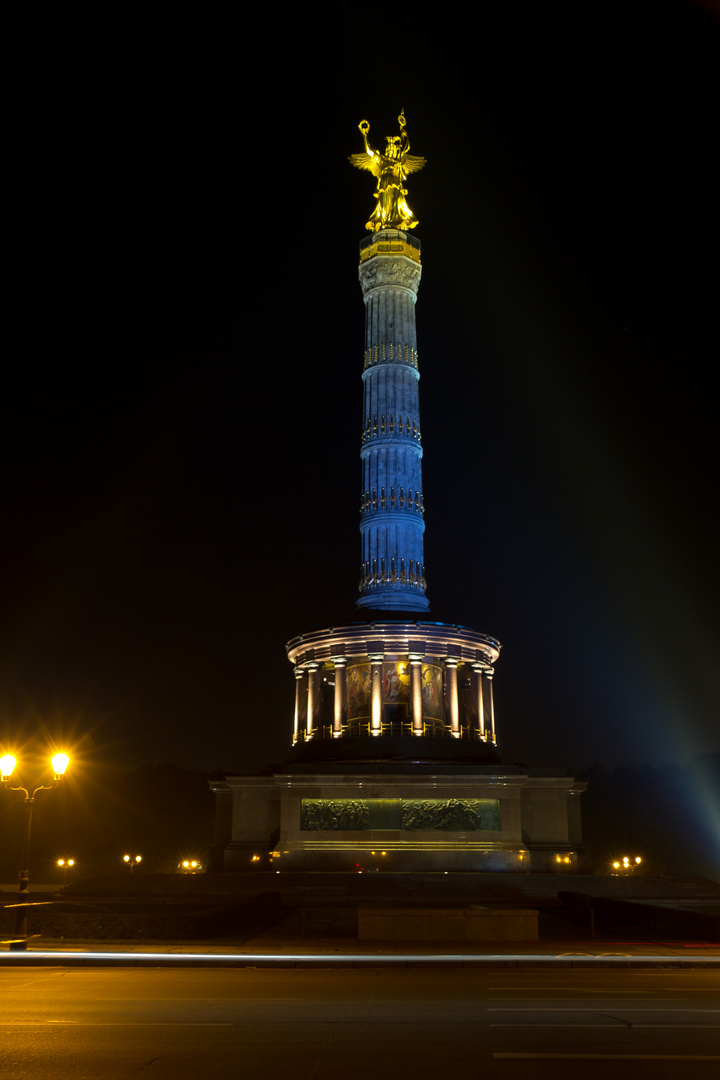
[286,113,501,751]
[210,114,586,876]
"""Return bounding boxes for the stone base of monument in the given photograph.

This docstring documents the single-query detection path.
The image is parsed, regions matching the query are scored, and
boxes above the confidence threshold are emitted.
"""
[211,768,587,875]
[358,905,539,942]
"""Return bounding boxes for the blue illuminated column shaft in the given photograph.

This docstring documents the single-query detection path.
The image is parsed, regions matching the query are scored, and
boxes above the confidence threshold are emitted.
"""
[356,229,430,613]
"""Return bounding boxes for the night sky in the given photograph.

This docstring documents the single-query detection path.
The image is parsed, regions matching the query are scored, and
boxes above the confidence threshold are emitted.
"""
[3,3,719,784]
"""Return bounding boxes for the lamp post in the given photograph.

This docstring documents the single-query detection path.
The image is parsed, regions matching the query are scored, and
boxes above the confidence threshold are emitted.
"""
[123,854,142,873]
[1,752,70,949]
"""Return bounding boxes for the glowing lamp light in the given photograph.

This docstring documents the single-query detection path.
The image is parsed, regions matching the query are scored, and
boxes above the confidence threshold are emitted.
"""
[0,755,17,779]
[52,753,70,777]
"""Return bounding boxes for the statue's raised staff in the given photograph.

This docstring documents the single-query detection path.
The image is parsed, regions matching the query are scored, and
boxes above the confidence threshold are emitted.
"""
[349,110,426,232]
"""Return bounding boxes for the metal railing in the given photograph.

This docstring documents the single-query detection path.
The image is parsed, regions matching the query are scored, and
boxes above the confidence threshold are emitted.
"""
[299,720,490,742]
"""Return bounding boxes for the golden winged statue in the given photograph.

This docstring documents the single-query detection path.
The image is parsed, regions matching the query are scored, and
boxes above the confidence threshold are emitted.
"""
[349,110,426,232]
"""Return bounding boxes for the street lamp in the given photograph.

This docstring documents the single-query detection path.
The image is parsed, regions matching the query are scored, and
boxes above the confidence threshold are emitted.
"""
[611,854,643,876]
[1,751,70,949]
[57,858,75,886]
[123,854,142,873]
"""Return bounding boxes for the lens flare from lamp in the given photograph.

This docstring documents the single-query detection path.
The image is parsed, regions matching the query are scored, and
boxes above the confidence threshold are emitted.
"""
[0,755,17,779]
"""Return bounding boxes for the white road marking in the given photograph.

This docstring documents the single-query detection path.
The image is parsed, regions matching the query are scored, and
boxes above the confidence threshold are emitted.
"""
[491,1023,720,1028]
[494,1053,720,1060]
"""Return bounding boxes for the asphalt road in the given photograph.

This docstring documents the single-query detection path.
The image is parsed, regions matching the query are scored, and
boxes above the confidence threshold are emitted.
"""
[1,967,718,1079]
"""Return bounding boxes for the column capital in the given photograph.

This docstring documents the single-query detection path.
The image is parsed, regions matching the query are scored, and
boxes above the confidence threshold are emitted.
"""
[359,253,422,298]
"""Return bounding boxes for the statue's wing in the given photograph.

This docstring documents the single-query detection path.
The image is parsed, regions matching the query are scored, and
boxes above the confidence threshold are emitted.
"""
[349,150,382,178]
[402,154,427,175]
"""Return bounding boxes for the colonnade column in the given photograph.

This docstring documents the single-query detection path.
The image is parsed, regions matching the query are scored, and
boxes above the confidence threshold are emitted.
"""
[409,654,423,735]
[293,668,303,745]
[485,667,496,744]
[471,663,485,741]
[445,659,460,738]
[331,656,346,738]
[306,663,319,740]
[369,653,383,735]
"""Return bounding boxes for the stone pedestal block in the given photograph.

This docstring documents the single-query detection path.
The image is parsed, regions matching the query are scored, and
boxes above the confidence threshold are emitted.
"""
[358,905,539,941]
